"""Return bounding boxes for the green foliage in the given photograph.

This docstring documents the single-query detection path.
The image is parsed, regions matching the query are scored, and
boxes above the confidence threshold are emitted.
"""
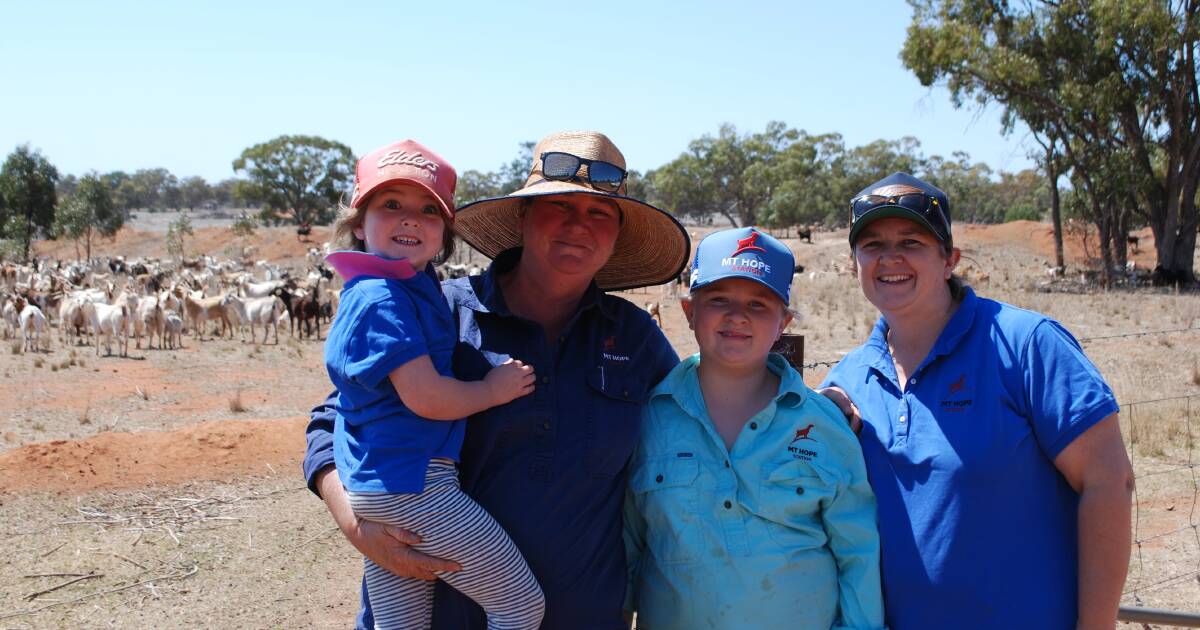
[179,176,210,210]
[232,135,354,226]
[165,213,195,261]
[230,212,256,238]
[55,173,121,260]
[1004,204,1043,223]
[902,0,1200,281]
[0,144,59,261]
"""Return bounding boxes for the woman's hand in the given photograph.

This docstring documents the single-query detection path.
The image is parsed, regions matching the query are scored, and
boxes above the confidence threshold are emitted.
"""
[315,466,461,579]
[816,386,862,434]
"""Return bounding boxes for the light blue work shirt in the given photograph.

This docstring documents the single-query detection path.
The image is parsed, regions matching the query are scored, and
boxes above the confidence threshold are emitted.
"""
[624,353,885,630]
[822,287,1119,630]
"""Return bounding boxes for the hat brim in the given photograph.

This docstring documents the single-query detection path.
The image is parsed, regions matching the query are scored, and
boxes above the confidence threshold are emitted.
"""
[454,180,690,291]
[847,206,950,245]
[353,178,455,221]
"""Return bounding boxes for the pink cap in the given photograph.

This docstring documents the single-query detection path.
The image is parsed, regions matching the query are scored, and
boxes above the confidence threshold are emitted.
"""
[350,139,457,220]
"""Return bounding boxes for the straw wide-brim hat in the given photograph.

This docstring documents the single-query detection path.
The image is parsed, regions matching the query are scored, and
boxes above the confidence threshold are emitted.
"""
[454,131,690,291]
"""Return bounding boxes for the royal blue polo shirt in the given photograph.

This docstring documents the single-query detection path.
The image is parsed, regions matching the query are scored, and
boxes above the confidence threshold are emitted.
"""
[821,288,1119,630]
[305,247,680,630]
[324,258,463,494]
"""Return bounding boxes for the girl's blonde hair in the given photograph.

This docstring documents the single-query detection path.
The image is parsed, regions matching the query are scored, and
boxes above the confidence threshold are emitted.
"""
[330,192,456,263]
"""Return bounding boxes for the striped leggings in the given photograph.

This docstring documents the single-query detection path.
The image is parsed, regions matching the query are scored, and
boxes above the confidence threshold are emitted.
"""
[347,459,545,630]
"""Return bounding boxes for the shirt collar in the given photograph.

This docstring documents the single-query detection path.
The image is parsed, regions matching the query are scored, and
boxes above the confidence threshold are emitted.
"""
[463,247,615,321]
[651,352,806,412]
[861,286,980,377]
[325,250,440,284]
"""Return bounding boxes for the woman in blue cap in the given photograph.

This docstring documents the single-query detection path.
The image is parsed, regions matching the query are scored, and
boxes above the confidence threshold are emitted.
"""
[819,172,1133,630]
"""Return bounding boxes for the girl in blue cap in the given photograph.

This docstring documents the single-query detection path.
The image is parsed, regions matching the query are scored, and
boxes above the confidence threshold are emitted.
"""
[821,172,1132,630]
[623,227,885,630]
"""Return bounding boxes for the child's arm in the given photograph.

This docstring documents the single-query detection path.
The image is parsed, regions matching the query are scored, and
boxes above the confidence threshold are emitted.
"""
[822,448,886,630]
[388,356,534,420]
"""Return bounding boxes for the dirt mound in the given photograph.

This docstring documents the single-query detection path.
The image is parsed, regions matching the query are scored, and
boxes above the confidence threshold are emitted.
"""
[0,417,306,494]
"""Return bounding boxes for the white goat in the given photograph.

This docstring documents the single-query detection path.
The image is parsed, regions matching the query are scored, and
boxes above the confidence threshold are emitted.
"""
[222,294,283,344]
[84,301,129,357]
[134,295,164,350]
[163,309,184,350]
[17,297,48,353]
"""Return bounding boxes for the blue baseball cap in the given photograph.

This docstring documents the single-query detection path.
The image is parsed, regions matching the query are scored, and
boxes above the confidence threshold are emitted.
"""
[689,227,795,305]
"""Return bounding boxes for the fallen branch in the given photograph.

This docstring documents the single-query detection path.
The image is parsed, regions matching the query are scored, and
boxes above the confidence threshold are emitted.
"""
[24,572,103,601]
[0,564,198,621]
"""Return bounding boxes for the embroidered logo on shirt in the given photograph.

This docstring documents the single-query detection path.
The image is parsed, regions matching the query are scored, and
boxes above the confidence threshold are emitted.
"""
[601,335,630,362]
[941,375,973,413]
[787,424,818,460]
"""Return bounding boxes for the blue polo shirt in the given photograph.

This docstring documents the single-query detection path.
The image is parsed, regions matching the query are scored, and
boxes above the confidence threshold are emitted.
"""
[821,288,1119,630]
[324,258,462,494]
[304,248,680,630]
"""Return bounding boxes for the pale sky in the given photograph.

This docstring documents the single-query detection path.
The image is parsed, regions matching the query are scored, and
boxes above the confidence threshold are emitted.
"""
[0,0,1036,183]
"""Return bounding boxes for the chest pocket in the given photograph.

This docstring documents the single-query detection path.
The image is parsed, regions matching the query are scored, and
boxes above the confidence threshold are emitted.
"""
[630,457,702,564]
[585,365,650,477]
[755,460,839,548]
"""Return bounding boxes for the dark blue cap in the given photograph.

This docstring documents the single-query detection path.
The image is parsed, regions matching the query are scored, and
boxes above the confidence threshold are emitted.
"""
[848,172,952,245]
[689,227,794,305]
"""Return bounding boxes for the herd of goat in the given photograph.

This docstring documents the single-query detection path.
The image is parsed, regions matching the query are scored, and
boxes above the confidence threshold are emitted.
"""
[1,248,489,357]
[0,250,360,356]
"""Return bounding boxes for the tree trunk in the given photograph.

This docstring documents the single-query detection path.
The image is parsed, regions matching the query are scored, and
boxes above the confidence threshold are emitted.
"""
[1047,154,1064,270]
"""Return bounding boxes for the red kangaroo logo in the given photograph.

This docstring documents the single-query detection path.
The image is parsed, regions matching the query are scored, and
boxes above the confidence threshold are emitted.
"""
[949,374,966,395]
[791,424,815,443]
[731,231,767,257]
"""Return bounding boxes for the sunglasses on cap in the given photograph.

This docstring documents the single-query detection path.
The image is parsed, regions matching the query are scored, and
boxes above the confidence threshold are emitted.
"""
[540,152,627,193]
[850,192,945,219]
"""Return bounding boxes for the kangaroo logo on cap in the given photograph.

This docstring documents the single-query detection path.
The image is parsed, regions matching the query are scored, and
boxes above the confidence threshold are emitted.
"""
[731,231,767,257]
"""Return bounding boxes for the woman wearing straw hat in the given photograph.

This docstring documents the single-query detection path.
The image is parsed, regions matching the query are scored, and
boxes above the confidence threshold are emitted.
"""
[303,131,691,629]
[819,172,1132,629]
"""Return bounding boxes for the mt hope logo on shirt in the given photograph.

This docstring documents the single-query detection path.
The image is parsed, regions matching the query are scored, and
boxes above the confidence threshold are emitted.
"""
[786,423,818,461]
[940,373,973,413]
[601,335,629,362]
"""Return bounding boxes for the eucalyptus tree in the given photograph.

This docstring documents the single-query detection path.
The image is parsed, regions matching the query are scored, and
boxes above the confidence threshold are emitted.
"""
[232,135,354,225]
[903,0,1200,284]
[0,144,58,261]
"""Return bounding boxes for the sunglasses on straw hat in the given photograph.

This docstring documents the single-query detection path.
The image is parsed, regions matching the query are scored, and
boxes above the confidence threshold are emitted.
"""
[539,151,627,192]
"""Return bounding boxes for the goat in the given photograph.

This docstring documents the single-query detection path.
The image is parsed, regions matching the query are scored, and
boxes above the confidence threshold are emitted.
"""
[644,301,663,328]
[17,297,48,353]
[179,288,233,340]
[163,309,184,349]
[1127,235,1140,255]
[83,300,129,357]
[134,295,164,350]
[797,227,813,244]
[223,294,284,344]
[297,278,324,339]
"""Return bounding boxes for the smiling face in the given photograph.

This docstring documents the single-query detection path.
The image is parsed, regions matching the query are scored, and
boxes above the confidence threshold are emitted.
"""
[352,183,448,268]
[518,193,621,283]
[682,278,792,373]
[852,216,960,320]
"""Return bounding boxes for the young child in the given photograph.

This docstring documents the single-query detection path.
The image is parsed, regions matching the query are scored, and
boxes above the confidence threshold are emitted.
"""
[623,227,884,630]
[324,139,544,630]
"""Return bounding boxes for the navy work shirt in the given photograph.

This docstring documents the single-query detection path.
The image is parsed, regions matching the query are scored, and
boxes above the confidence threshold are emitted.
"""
[304,248,680,629]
